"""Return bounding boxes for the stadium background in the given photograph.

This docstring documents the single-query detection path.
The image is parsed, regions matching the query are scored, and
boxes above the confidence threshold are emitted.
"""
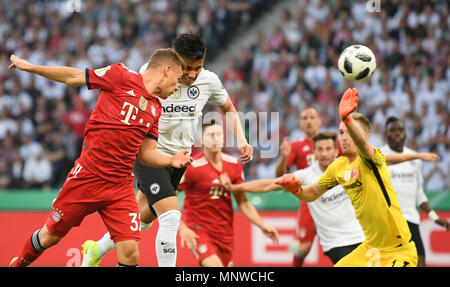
[0,0,448,266]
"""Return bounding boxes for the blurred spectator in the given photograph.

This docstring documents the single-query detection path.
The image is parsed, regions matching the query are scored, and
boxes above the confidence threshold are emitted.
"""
[0,159,11,189]
[213,0,449,192]
[23,153,52,189]
[9,151,24,189]
[64,95,90,155]
[256,157,277,179]
[0,0,447,193]
[44,132,68,188]
[18,134,43,161]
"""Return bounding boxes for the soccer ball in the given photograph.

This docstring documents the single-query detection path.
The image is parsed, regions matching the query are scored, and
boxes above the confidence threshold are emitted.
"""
[338,45,376,82]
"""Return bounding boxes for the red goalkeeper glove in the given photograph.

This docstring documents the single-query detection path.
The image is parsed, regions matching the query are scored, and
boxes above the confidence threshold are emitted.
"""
[339,88,359,125]
[275,174,303,195]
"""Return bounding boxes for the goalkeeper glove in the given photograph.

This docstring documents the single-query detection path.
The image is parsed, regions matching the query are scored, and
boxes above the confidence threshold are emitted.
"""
[275,174,303,195]
[339,88,359,125]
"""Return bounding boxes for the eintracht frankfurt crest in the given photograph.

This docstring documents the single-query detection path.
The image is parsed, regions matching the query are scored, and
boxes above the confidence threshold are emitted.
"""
[187,85,200,99]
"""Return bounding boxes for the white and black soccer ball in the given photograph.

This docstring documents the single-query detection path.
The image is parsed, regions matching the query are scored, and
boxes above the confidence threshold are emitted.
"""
[338,45,376,82]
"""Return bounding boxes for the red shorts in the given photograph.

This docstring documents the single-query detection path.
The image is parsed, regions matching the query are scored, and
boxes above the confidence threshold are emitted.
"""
[191,228,233,267]
[45,160,140,243]
[296,200,316,243]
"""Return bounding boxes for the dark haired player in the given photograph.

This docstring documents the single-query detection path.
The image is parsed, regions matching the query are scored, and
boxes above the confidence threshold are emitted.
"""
[82,34,253,267]
[178,123,278,267]
[381,116,449,266]
[8,48,192,267]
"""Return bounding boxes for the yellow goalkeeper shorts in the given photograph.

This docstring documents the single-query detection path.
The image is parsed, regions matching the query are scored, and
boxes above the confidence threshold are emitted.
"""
[334,241,418,267]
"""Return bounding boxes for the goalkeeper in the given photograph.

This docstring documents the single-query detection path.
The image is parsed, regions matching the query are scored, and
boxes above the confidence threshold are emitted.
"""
[276,88,418,267]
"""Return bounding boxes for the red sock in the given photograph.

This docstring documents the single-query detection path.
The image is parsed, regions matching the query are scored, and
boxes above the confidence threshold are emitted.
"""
[292,253,305,267]
[11,230,45,267]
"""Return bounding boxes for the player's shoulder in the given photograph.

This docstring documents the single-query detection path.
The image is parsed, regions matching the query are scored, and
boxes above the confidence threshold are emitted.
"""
[291,139,313,153]
[195,68,222,86]
[116,63,139,75]
[332,155,348,167]
[198,68,219,80]
[190,153,208,168]
[221,152,240,165]
[403,146,417,154]
[293,164,313,179]
[292,137,312,145]
[379,144,390,154]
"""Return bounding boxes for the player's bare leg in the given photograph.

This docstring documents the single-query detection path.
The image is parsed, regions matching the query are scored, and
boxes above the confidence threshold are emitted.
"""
[137,189,157,229]
[293,241,312,267]
[116,240,139,266]
[10,224,62,267]
[201,254,224,267]
[38,224,62,247]
[152,196,182,267]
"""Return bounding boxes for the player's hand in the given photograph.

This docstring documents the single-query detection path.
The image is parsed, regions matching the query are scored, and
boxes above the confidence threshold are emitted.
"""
[238,142,253,164]
[275,174,303,195]
[171,150,193,168]
[418,152,440,162]
[261,224,280,244]
[9,55,33,71]
[339,88,359,125]
[179,225,199,249]
[280,137,291,158]
[219,172,234,191]
[435,218,450,232]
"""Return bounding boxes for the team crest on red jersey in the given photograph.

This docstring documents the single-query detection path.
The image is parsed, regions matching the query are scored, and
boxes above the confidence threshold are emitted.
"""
[139,96,148,111]
[51,208,64,222]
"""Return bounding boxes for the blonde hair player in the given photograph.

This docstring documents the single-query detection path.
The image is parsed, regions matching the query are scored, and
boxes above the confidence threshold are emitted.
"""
[276,88,418,267]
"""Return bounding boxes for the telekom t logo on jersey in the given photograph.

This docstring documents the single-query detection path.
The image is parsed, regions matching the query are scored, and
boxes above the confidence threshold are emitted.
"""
[120,98,153,127]
[120,102,138,125]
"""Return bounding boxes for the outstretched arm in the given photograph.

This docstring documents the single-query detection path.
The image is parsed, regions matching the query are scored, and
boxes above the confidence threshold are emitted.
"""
[219,173,280,193]
[9,55,86,87]
[275,174,327,202]
[139,137,193,168]
[385,152,440,165]
[339,88,374,159]
[218,97,253,164]
[419,202,450,232]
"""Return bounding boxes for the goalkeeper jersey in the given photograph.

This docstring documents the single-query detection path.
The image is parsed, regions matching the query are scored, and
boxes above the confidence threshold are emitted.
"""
[318,147,412,250]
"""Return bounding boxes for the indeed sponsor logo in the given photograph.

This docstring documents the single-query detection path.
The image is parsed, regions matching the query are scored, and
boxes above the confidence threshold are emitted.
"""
[162,104,196,113]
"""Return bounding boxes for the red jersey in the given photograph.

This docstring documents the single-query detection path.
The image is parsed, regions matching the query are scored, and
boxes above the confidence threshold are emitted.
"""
[286,138,315,170]
[178,152,244,244]
[79,63,161,182]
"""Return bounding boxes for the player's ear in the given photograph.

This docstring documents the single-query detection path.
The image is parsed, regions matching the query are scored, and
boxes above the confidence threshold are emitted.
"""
[162,64,171,77]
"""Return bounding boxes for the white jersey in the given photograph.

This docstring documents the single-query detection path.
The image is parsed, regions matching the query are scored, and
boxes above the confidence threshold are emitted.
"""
[139,64,228,155]
[293,163,364,252]
[380,145,427,225]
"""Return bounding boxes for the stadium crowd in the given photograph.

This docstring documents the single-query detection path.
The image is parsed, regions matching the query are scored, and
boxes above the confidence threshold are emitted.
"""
[0,0,448,192]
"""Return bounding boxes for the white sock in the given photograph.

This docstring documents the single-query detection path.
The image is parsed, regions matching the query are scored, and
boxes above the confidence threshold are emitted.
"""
[155,210,181,267]
[97,232,116,258]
